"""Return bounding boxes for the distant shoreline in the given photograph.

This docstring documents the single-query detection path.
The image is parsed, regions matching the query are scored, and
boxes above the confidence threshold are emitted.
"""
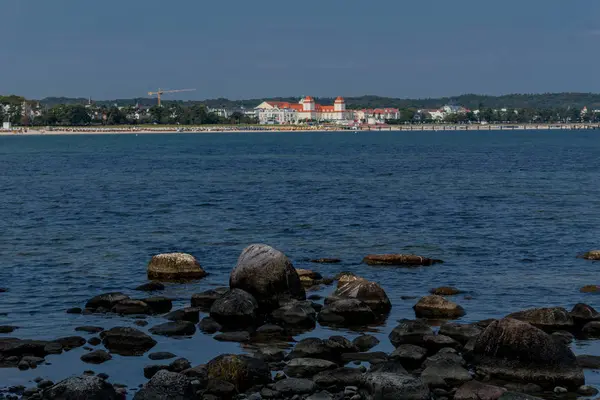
[0,123,599,136]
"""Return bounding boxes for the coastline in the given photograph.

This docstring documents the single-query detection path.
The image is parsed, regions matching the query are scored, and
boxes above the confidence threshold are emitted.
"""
[0,123,599,136]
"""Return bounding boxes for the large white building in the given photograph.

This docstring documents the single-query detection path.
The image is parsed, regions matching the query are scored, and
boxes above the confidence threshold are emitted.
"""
[255,96,354,124]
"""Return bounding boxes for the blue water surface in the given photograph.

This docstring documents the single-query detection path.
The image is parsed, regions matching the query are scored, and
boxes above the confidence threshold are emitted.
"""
[1,130,600,393]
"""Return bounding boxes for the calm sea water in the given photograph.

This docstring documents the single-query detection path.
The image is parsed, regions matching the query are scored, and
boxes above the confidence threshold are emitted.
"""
[1,130,600,392]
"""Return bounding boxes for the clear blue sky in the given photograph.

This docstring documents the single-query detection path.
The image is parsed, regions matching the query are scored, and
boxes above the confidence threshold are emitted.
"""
[2,0,599,100]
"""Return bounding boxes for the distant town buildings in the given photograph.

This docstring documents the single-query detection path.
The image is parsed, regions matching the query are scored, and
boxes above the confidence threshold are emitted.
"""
[255,97,354,124]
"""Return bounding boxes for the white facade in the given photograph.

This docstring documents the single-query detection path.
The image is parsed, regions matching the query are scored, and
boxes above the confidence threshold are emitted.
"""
[255,96,353,124]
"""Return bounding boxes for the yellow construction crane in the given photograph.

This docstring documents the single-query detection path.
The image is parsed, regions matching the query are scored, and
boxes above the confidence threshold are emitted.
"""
[148,88,196,106]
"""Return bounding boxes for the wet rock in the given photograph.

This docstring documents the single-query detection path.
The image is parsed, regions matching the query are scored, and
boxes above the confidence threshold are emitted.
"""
[41,375,118,400]
[579,285,600,293]
[421,357,471,388]
[147,252,207,281]
[325,335,358,355]
[142,297,173,314]
[271,301,317,327]
[430,287,462,296]
[74,326,104,334]
[506,307,574,332]
[327,278,391,314]
[149,321,196,337]
[273,378,316,395]
[229,244,306,311]
[210,289,259,329]
[43,341,63,355]
[471,318,584,390]
[207,354,271,392]
[85,292,130,311]
[81,350,112,364]
[363,254,442,266]
[361,372,430,400]
[0,339,49,359]
[66,307,82,314]
[214,331,251,343]
[454,381,506,400]
[288,338,335,362]
[570,303,600,327]
[135,282,165,292]
[53,336,86,351]
[352,335,380,352]
[307,392,334,400]
[578,385,599,396]
[145,364,171,379]
[552,331,574,346]
[422,334,460,353]
[413,295,465,319]
[577,354,600,369]
[149,352,177,361]
[198,317,222,334]
[389,319,434,347]
[112,300,151,315]
[369,360,409,375]
[134,370,196,400]
[256,323,285,336]
[389,344,427,369]
[169,358,191,373]
[579,250,600,260]
[318,299,376,326]
[581,321,600,338]
[423,350,466,368]
[191,287,229,310]
[313,367,363,388]
[181,364,208,382]
[311,258,341,264]
[135,320,148,327]
[498,392,544,400]
[284,358,337,378]
[296,269,324,287]
[341,352,388,364]
[0,326,17,334]
[37,380,54,389]
[205,379,237,399]
[100,327,157,356]
[439,322,482,345]
[165,307,201,323]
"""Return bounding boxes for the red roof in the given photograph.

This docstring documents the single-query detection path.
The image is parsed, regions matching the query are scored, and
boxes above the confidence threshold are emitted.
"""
[304,96,315,102]
[334,96,345,102]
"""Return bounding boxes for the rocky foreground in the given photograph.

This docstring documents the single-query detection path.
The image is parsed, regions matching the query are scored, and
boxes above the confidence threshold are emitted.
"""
[2,245,600,400]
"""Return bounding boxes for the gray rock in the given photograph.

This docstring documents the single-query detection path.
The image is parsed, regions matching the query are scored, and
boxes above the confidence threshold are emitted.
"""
[352,335,380,352]
[421,358,472,388]
[506,307,573,332]
[41,375,118,399]
[454,381,506,400]
[422,334,460,353]
[85,292,130,311]
[271,302,316,327]
[289,338,336,362]
[362,254,442,266]
[471,318,584,390]
[100,327,157,356]
[165,307,201,323]
[205,379,237,398]
[144,364,169,379]
[207,354,271,392]
[497,392,545,400]
[198,317,222,334]
[214,331,251,343]
[191,287,229,310]
[361,372,430,400]
[313,367,363,388]
[577,354,600,369]
[74,326,104,334]
[111,300,150,315]
[273,378,317,395]
[413,295,465,319]
[149,321,196,337]
[256,347,286,362]
[134,370,196,400]
[134,282,165,292]
[53,336,86,351]
[307,391,333,400]
[37,380,54,389]
[229,244,306,311]
[80,350,112,364]
[578,385,599,396]
[569,303,600,326]
[169,358,192,373]
[317,299,376,326]
[142,297,173,314]
[148,352,177,361]
[389,344,427,369]
[341,352,388,364]
[327,277,391,314]
[582,321,600,338]
[439,323,482,344]
[389,319,433,347]
[210,289,259,329]
[284,358,337,378]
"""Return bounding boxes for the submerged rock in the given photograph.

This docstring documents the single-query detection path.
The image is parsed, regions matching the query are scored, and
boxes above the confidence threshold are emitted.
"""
[149,321,196,337]
[430,286,462,296]
[143,296,173,314]
[207,354,270,392]
[214,331,250,343]
[147,252,207,281]
[134,282,165,292]
[439,322,482,344]
[271,301,316,328]
[506,307,574,332]
[112,300,151,315]
[318,299,376,326]
[80,350,112,364]
[327,277,391,314]
[577,354,600,369]
[413,295,465,319]
[363,254,442,266]
[579,250,600,260]
[85,292,130,311]
[353,334,380,352]
[229,244,305,311]
[310,258,341,264]
[389,319,434,347]
[198,317,222,334]
[42,375,118,400]
[190,287,229,310]
[165,307,200,323]
[579,285,600,293]
[389,344,427,369]
[210,289,259,329]
[471,318,584,389]
[100,327,157,356]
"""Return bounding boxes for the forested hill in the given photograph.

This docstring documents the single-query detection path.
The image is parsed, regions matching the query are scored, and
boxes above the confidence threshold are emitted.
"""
[32,93,600,110]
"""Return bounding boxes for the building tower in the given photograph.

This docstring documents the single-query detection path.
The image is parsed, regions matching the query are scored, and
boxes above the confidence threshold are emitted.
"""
[303,96,316,112]
[334,96,346,112]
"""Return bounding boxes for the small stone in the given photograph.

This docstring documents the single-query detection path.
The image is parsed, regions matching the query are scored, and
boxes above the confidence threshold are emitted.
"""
[578,385,599,396]
[135,320,149,327]
[34,377,43,383]
[66,307,82,314]
[88,337,102,346]
[352,335,380,352]
[214,331,251,343]
[97,373,109,380]
[149,321,196,337]
[75,326,104,334]
[554,387,567,394]
[165,307,201,323]
[350,395,361,400]
[37,380,53,389]
[135,282,166,291]
[0,326,18,333]
[199,317,222,334]
[81,350,112,364]
[149,352,177,361]
[430,287,462,296]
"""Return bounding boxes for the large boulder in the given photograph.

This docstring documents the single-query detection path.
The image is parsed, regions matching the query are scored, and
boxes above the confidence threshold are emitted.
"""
[318,299,376,326]
[471,318,584,389]
[207,354,270,392]
[506,307,574,332]
[229,244,305,310]
[413,295,465,319]
[41,375,118,399]
[362,254,442,266]
[133,370,196,400]
[327,277,391,314]
[209,289,259,329]
[147,253,207,281]
[361,372,430,400]
[100,327,157,356]
[389,319,434,347]
[85,292,130,311]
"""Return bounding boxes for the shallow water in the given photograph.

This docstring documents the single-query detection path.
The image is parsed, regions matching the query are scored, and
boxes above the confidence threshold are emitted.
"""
[1,130,600,393]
